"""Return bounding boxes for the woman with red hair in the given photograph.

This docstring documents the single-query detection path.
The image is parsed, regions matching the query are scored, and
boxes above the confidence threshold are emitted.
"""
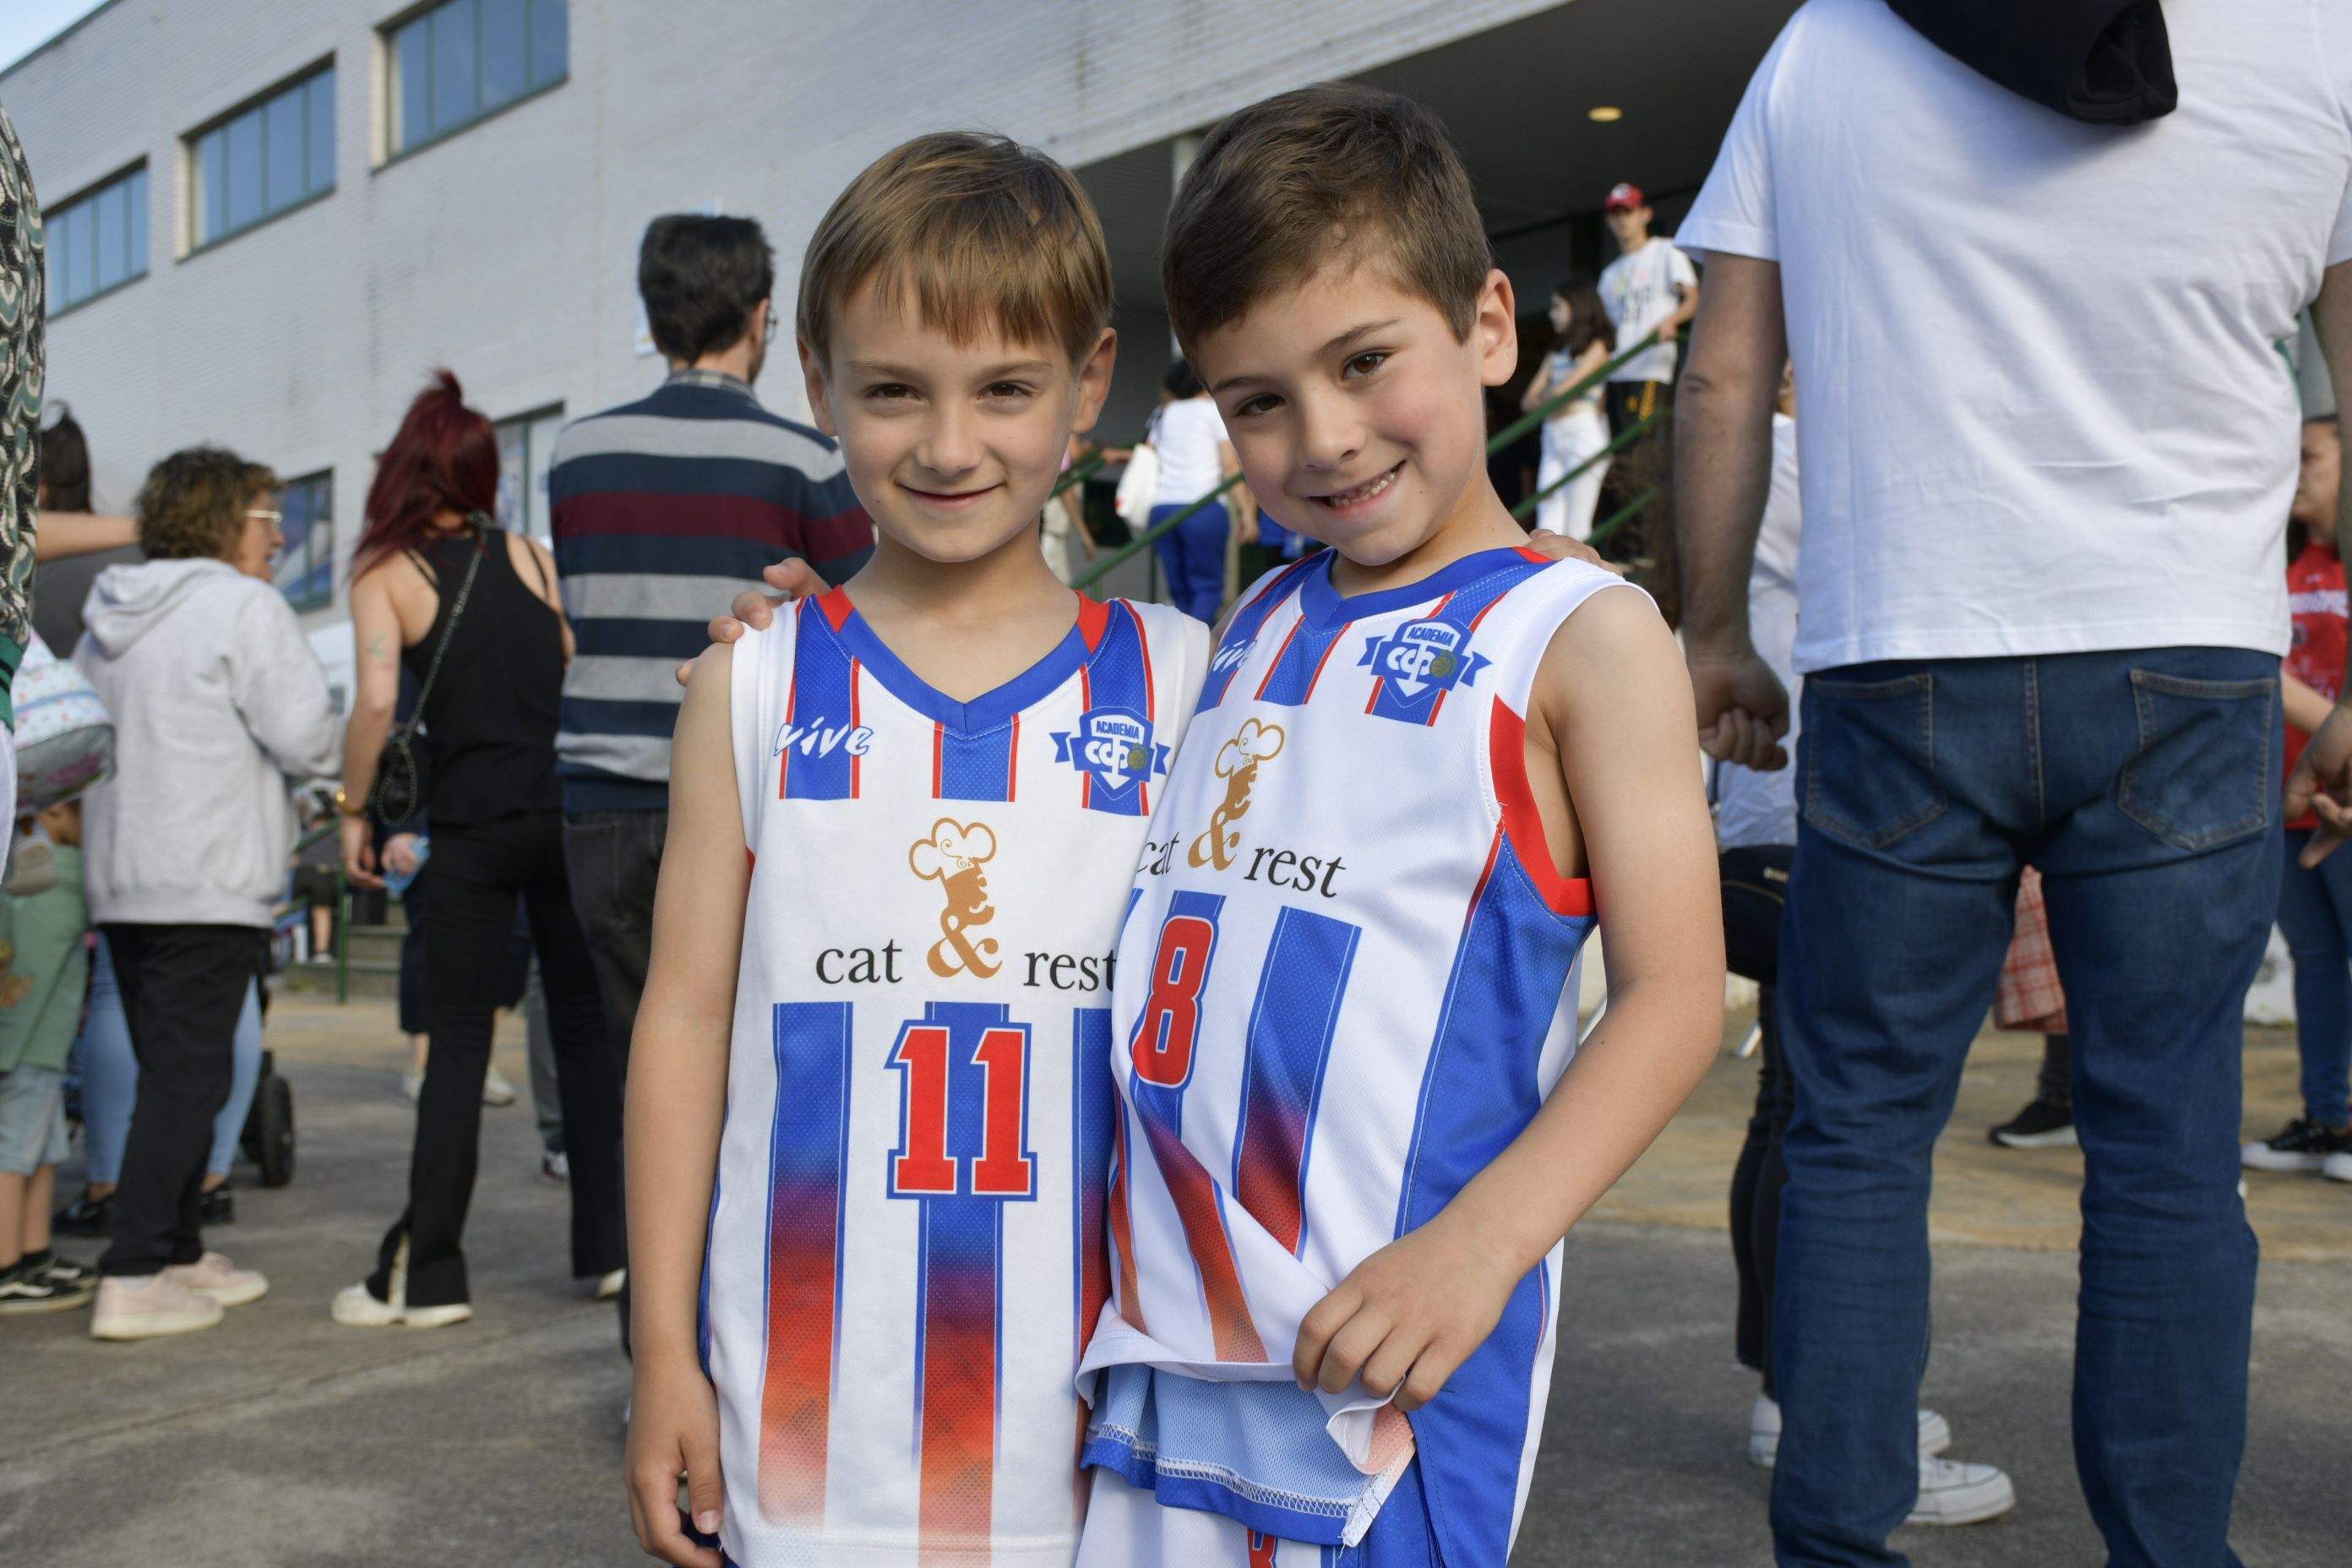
[330,372,623,1328]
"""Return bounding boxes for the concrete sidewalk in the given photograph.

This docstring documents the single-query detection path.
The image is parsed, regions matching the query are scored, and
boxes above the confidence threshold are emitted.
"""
[3,997,2346,1565]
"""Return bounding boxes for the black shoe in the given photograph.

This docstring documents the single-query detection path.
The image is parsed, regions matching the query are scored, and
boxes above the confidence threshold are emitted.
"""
[21,1249,97,1292]
[0,1258,94,1315]
[1990,1097,2077,1149]
[52,1190,112,1237]
[199,1186,236,1225]
[2240,1118,2352,1173]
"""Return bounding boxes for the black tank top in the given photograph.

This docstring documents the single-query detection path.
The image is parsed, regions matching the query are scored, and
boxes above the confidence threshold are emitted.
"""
[403,524,564,825]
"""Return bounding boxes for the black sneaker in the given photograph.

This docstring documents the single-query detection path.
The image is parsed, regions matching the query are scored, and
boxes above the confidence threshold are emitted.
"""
[21,1249,97,1292]
[52,1190,112,1237]
[1990,1097,2076,1149]
[199,1186,236,1225]
[2240,1119,2352,1173]
[0,1258,95,1315]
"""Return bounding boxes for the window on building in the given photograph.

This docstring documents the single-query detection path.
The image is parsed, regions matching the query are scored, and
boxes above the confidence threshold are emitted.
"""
[388,0,568,157]
[192,68,336,250]
[276,472,335,612]
[46,166,149,313]
[494,406,565,543]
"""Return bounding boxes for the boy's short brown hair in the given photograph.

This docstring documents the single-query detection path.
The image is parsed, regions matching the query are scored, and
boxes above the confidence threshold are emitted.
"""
[1163,84,1492,352]
[135,446,275,562]
[798,132,1112,369]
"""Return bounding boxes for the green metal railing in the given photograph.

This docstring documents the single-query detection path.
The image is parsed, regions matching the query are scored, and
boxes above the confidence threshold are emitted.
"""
[1068,332,1675,594]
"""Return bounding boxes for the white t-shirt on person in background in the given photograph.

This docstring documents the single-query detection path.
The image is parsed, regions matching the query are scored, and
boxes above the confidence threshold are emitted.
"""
[1150,395,1229,508]
[1599,239,1697,384]
[1714,414,1803,851]
[1678,0,2352,676]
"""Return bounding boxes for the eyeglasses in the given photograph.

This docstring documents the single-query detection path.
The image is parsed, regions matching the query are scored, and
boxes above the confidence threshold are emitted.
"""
[245,509,284,524]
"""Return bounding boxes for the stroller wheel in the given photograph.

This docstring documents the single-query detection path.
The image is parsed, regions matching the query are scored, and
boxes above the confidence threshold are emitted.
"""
[251,1068,296,1189]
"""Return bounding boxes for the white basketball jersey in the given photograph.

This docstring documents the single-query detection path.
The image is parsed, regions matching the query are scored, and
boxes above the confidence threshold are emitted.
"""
[1077,547,1634,1565]
[707,588,1207,1566]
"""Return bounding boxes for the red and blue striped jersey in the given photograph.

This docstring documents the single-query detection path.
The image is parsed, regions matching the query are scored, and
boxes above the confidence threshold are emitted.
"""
[1079,548,1636,1564]
[707,588,1207,1566]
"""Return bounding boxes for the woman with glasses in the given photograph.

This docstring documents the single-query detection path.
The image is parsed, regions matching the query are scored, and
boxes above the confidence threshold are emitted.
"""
[330,371,623,1330]
[72,446,340,1340]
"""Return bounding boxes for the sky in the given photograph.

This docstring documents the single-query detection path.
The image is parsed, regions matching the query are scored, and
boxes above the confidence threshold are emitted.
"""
[0,0,110,76]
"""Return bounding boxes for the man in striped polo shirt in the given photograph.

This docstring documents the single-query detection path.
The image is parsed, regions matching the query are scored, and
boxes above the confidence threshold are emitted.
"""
[550,214,871,1060]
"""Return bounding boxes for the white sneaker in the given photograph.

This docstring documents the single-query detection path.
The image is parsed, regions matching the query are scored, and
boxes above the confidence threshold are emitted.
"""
[596,1267,627,1301]
[90,1272,226,1340]
[2323,1152,2352,1184]
[400,1070,422,1102]
[1908,1456,2017,1527]
[329,1239,474,1329]
[1748,1395,1952,1468]
[161,1251,268,1307]
[482,1065,518,1107]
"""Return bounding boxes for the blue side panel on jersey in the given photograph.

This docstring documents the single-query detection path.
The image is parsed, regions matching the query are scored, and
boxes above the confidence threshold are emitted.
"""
[782,606,858,799]
[1125,890,1227,1138]
[1255,615,1352,707]
[1197,563,1313,713]
[1067,603,1158,816]
[1231,906,1360,1256]
[937,721,1017,802]
[697,1168,721,1378]
[1072,1006,1116,1362]
[1364,557,1549,727]
[1394,842,1592,1568]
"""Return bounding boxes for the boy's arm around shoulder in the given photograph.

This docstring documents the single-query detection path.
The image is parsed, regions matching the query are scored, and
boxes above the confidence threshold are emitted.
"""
[625,639,749,1568]
[1294,585,1723,1412]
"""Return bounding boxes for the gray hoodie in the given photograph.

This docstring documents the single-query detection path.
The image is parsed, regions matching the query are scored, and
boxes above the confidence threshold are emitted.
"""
[75,558,340,928]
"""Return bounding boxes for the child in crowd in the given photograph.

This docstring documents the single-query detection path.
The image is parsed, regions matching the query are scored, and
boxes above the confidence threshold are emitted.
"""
[2248,414,2352,1178]
[1070,85,1723,1565]
[0,799,100,1312]
[623,133,1209,1567]
[1519,275,1615,541]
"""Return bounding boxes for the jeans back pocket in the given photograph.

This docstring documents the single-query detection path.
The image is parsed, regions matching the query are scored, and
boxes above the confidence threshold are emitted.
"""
[1801,671,1947,851]
[2116,670,2278,852]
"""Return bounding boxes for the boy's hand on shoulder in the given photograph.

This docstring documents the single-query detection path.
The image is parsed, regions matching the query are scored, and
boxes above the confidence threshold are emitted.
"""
[676,557,830,687]
[1293,1210,1517,1413]
[626,1356,727,1568]
[1519,531,1625,576]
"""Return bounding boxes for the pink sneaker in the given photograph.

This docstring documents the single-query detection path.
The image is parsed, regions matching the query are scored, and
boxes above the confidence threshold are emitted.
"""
[161,1251,269,1307]
[90,1272,225,1340]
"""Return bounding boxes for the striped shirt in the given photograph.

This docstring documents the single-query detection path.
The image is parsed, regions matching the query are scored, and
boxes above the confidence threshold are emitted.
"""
[547,370,873,809]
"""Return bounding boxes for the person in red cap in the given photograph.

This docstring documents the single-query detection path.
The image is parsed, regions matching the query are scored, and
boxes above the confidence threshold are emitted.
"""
[1598,182,1699,460]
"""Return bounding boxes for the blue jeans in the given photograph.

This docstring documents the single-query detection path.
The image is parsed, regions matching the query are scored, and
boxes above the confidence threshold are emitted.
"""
[1150,501,1229,623]
[2273,829,2352,1125]
[79,934,264,1184]
[1772,649,2273,1568]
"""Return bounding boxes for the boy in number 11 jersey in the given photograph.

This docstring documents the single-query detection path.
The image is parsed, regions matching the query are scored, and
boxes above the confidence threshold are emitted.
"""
[625,134,1206,1567]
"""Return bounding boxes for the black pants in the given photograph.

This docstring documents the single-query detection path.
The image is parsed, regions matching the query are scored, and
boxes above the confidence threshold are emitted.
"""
[561,808,667,1063]
[1719,844,1795,1396]
[98,923,268,1277]
[370,810,623,1308]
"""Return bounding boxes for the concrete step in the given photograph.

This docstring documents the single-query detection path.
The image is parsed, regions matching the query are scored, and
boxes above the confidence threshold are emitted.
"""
[278,956,400,1002]
[346,926,406,967]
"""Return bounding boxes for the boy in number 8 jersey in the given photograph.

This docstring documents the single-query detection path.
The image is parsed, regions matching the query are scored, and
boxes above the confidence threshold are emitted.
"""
[625,135,1208,1567]
[1072,87,1725,1565]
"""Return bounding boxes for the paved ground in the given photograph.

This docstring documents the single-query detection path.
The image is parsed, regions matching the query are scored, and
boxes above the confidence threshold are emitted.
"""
[4,997,2347,1566]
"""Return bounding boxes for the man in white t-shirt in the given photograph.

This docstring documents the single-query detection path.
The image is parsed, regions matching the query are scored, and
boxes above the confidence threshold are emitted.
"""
[1674,1,2352,1562]
[1598,182,1699,440]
